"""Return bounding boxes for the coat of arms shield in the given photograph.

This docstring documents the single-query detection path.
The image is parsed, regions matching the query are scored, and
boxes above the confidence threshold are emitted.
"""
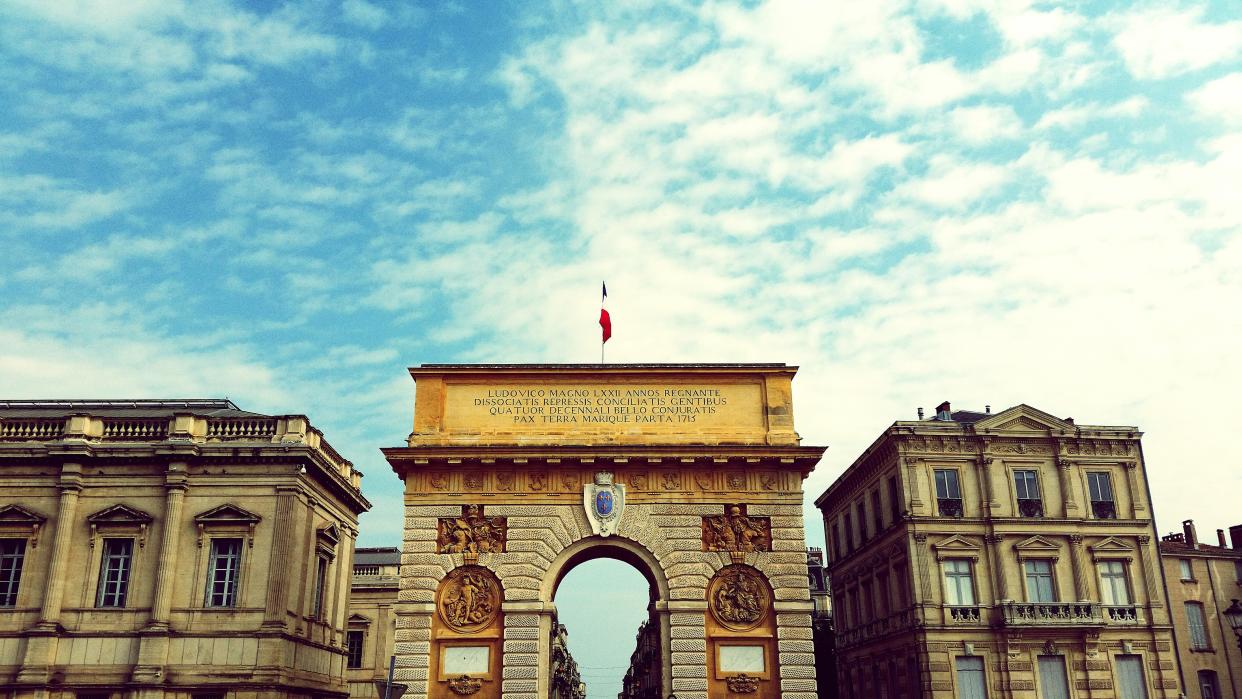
[584,471,625,537]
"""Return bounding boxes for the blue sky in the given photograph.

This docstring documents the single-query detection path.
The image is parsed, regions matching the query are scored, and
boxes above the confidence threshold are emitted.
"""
[2,0,1240,694]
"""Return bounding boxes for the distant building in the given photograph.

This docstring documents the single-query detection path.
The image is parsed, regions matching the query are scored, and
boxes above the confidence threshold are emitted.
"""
[347,546,401,698]
[0,399,369,698]
[1159,520,1242,699]
[816,402,1180,698]
[618,618,661,699]
[807,547,836,699]
[550,621,585,699]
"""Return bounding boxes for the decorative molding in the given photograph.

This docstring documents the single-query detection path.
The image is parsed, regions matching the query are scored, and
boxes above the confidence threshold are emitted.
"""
[0,504,45,547]
[437,505,507,554]
[726,674,759,693]
[702,504,771,553]
[932,534,981,561]
[447,675,483,695]
[437,566,501,633]
[708,565,771,632]
[193,503,261,548]
[86,504,153,548]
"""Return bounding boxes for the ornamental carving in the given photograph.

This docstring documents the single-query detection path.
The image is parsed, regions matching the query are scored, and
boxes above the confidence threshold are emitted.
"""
[463,472,483,490]
[726,674,759,693]
[709,566,770,631]
[438,566,501,632]
[447,675,483,695]
[662,472,681,490]
[437,505,507,554]
[702,505,770,553]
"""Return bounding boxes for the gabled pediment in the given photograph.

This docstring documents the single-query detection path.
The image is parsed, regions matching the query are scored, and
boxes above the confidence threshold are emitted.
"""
[1089,536,1134,560]
[1013,535,1061,560]
[975,404,1073,433]
[86,504,153,524]
[348,613,371,625]
[933,534,981,560]
[194,504,261,525]
[0,504,46,525]
[318,523,341,545]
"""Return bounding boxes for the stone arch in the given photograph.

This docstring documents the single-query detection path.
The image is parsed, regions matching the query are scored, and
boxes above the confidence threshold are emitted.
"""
[539,532,670,603]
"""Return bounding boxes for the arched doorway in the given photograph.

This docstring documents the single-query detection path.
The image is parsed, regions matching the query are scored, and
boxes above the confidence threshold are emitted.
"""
[383,364,825,699]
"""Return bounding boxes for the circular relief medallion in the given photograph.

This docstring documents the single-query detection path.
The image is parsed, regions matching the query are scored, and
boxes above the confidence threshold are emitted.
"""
[708,566,770,632]
[438,566,501,633]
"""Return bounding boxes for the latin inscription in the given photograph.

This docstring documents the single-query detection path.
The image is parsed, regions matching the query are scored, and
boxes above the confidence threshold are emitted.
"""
[472,386,728,424]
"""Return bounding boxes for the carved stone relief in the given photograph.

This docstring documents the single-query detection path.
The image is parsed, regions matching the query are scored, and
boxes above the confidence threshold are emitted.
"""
[725,674,759,693]
[702,504,771,553]
[447,675,483,695]
[437,565,501,633]
[437,505,507,554]
[709,565,770,631]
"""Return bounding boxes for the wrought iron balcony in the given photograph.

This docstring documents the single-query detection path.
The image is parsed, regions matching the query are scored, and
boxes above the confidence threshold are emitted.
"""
[946,605,982,623]
[1091,500,1117,519]
[1104,605,1140,623]
[1001,602,1102,627]
[937,498,963,517]
[1017,498,1044,517]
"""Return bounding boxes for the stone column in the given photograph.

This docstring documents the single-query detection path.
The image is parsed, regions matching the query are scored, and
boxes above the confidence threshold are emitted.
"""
[1136,535,1163,609]
[1057,458,1078,516]
[263,486,301,628]
[147,465,188,628]
[330,524,355,646]
[295,495,319,632]
[911,532,931,609]
[976,457,996,517]
[904,459,924,511]
[1068,534,1090,601]
[1124,462,1146,516]
[986,534,1008,602]
[36,465,83,628]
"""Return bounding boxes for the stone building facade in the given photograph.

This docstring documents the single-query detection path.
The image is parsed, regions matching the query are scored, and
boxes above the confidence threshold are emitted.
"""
[382,364,824,699]
[0,399,369,699]
[815,402,1179,698]
[1159,521,1242,699]
[618,618,661,699]
[346,547,401,698]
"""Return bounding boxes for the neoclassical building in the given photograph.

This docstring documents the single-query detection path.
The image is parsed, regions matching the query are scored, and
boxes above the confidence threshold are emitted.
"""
[346,547,401,698]
[816,402,1180,698]
[0,399,369,699]
[382,363,824,699]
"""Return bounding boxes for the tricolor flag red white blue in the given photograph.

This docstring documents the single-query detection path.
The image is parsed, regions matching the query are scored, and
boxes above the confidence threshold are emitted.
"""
[599,282,612,344]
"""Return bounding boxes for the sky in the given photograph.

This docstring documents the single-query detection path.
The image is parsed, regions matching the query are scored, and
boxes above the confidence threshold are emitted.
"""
[2,0,1240,695]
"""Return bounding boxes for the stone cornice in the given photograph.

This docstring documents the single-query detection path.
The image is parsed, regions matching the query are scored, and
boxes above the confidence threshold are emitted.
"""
[384,444,825,475]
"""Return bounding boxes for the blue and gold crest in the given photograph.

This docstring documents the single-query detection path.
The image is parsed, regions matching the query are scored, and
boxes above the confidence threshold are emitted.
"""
[583,471,625,537]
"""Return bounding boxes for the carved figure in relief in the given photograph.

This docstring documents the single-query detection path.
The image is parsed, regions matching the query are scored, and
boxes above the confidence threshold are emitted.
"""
[463,472,483,490]
[702,504,770,552]
[430,472,448,490]
[759,473,776,490]
[496,472,514,491]
[695,472,713,490]
[437,505,507,554]
[438,567,500,632]
[630,473,648,490]
[726,472,745,490]
[530,472,547,490]
[709,567,769,630]
[662,472,680,490]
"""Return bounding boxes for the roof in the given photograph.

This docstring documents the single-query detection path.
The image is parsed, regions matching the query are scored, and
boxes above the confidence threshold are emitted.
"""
[1159,540,1242,558]
[0,399,269,419]
[940,410,991,424]
[416,363,788,369]
[354,546,401,565]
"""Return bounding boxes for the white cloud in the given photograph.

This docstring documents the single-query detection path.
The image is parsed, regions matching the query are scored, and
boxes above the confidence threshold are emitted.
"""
[342,0,388,30]
[1034,96,1148,130]
[1113,7,1242,79]
[891,156,1013,208]
[949,104,1024,145]
[1186,72,1242,126]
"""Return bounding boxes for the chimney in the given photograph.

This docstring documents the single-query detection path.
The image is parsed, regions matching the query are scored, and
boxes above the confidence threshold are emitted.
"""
[1230,524,1242,550]
[1218,529,1228,548]
[1182,520,1198,549]
[917,407,924,420]
[985,405,991,414]
[935,401,952,421]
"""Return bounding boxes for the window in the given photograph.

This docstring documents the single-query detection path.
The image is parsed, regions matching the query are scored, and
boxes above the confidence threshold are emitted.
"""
[312,555,329,618]
[934,469,963,517]
[831,522,842,560]
[954,656,987,699]
[943,559,975,606]
[1037,656,1070,699]
[96,538,133,608]
[1024,560,1056,603]
[205,538,242,607]
[857,500,868,540]
[1087,472,1116,519]
[1098,561,1131,605]
[1185,602,1209,649]
[876,572,889,617]
[1013,470,1043,517]
[1115,655,1148,699]
[888,476,901,521]
[346,630,365,668]
[1179,559,1194,581]
[0,539,26,607]
[1235,560,1242,584]
[1198,670,1221,699]
[844,512,854,552]
[872,490,883,533]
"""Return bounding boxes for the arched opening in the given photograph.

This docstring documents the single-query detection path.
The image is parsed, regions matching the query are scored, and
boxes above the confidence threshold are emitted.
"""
[542,537,671,699]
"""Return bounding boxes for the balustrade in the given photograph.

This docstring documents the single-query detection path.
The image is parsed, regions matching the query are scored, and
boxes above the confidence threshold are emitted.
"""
[101,419,169,440]
[1001,601,1101,626]
[0,418,64,440]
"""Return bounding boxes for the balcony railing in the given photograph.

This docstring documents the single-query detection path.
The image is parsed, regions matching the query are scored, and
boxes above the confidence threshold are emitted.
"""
[102,418,169,440]
[1104,605,1140,623]
[946,605,981,623]
[937,498,963,517]
[1017,498,1044,517]
[0,419,64,440]
[1091,500,1117,519]
[1001,602,1101,626]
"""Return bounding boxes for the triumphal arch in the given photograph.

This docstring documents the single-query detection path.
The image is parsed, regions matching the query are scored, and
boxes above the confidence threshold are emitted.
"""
[383,364,825,699]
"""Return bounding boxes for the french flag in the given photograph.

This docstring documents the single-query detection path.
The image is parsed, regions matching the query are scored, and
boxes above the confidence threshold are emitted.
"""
[599,282,612,344]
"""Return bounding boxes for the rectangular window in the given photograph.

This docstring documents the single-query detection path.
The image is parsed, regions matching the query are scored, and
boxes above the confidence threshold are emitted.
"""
[1186,601,1209,649]
[1235,560,1242,584]
[1087,472,1116,519]
[1037,656,1071,699]
[943,559,975,606]
[934,469,963,517]
[872,490,883,533]
[954,656,988,699]
[1115,655,1148,699]
[1098,561,1131,605]
[888,476,901,521]
[96,538,134,608]
[205,538,243,607]
[312,555,329,619]
[844,513,854,552]
[346,630,364,668]
[857,500,868,540]
[1179,559,1194,581]
[876,572,889,617]
[1014,470,1043,517]
[0,538,26,607]
[1024,560,1056,602]
[831,522,842,561]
